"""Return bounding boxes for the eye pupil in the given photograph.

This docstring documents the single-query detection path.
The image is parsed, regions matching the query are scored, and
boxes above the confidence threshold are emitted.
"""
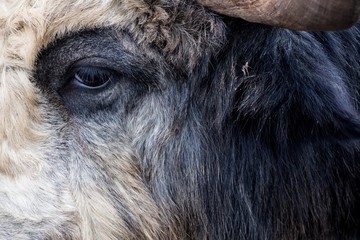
[73,67,112,88]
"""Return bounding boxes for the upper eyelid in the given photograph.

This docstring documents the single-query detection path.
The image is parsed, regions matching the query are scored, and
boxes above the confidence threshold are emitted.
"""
[73,67,113,81]
[65,57,161,88]
[63,59,121,86]
[66,57,118,73]
[68,65,117,78]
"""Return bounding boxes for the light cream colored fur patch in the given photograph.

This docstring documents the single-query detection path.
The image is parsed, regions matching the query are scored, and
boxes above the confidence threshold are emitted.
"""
[1,1,195,238]
[1,1,48,176]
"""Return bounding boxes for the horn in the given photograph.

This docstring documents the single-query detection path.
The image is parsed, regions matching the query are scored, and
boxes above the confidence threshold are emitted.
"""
[197,0,360,31]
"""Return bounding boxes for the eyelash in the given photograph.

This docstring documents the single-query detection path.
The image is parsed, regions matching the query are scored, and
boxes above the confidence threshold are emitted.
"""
[69,66,117,90]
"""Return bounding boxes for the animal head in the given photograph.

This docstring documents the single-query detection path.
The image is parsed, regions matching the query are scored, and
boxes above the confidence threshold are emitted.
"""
[1,1,360,239]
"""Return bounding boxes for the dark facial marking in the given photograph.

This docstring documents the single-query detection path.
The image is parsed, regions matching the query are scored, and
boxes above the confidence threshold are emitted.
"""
[35,28,162,115]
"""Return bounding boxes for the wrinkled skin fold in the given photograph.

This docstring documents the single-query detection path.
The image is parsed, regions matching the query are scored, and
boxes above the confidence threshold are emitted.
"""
[0,0,359,239]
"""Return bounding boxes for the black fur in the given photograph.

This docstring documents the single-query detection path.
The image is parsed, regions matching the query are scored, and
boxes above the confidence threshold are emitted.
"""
[189,21,360,239]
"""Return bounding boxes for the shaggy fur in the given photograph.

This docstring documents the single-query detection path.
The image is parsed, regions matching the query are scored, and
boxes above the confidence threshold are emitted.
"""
[1,0,360,239]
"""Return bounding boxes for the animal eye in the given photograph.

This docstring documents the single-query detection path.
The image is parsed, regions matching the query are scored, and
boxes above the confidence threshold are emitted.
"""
[70,66,113,88]
[56,64,124,114]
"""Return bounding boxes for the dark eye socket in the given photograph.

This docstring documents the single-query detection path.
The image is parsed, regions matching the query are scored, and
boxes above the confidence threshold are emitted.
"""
[69,66,114,89]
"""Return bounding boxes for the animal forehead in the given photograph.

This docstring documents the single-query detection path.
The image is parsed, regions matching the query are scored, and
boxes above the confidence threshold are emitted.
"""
[1,0,224,71]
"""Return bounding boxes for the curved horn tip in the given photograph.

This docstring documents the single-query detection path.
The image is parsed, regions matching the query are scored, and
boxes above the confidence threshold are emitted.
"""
[197,0,360,31]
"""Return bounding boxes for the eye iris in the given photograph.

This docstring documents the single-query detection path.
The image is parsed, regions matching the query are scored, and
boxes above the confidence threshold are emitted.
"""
[74,67,111,88]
